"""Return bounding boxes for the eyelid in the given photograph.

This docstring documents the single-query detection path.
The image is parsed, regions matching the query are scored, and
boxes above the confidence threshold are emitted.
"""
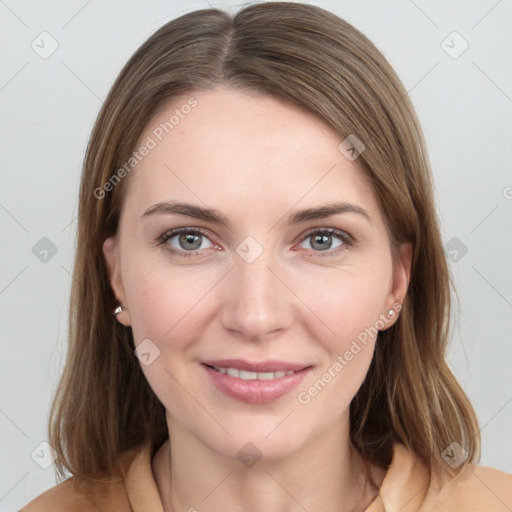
[157,226,213,245]
[297,226,354,244]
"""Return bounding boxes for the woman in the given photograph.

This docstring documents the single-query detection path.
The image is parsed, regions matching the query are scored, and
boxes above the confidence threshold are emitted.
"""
[21,2,512,511]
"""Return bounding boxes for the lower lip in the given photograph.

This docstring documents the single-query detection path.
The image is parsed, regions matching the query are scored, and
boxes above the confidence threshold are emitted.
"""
[202,364,311,404]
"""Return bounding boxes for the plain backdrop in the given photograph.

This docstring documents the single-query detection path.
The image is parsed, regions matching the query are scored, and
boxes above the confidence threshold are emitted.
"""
[1,0,511,509]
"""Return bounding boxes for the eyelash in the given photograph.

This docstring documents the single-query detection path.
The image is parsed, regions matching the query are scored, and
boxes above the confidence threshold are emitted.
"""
[157,226,354,259]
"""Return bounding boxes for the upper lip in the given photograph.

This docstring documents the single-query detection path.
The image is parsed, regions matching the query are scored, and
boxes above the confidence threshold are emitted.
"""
[202,359,311,373]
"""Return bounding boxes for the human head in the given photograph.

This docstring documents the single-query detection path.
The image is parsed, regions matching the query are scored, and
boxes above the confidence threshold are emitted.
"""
[49,1,479,481]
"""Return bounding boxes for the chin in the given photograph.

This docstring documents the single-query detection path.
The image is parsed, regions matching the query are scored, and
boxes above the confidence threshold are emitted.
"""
[193,410,320,462]
[211,432,307,463]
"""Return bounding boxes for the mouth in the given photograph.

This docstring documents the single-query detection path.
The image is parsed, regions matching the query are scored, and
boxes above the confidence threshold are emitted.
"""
[204,364,298,380]
[201,359,313,404]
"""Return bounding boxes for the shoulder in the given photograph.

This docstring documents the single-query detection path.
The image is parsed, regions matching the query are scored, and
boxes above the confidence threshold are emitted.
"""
[19,449,140,512]
[423,462,512,511]
[19,476,131,512]
[379,444,512,512]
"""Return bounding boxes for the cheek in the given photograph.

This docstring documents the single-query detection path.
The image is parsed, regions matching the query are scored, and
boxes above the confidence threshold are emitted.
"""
[292,259,391,402]
[292,285,384,421]
[123,263,214,412]
[298,260,391,349]
[331,277,387,347]
[124,258,217,349]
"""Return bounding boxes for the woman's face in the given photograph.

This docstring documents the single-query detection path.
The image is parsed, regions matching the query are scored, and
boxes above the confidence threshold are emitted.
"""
[104,87,411,461]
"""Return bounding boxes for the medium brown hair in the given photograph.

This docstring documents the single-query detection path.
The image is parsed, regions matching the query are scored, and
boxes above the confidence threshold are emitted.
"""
[49,1,480,481]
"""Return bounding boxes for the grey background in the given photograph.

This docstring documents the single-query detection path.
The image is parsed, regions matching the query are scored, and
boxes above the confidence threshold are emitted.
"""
[1,0,511,509]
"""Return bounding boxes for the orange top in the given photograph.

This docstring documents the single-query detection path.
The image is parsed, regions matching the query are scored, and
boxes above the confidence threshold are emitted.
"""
[21,441,512,511]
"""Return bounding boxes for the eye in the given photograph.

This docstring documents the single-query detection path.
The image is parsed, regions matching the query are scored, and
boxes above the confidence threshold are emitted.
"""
[158,227,215,257]
[157,226,354,259]
[297,228,353,256]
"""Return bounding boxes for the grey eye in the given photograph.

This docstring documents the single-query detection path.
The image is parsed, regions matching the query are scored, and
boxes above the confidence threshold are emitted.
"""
[301,233,343,251]
[168,231,213,251]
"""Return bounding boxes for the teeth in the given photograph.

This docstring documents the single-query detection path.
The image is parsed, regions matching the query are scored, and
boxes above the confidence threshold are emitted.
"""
[226,367,239,378]
[257,371,275,380]
[212,366,297,380]
[240,370,257,380]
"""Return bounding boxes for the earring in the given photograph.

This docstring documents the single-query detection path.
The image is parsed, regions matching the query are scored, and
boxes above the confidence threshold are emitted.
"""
[387,309,395,316]
[113,305,128,316]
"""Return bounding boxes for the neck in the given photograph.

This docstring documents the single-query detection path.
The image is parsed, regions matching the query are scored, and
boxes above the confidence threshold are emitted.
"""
[153,413,384,512]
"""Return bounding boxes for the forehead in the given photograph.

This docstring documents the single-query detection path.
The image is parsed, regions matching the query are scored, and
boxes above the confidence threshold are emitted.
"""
[123,87,380,221]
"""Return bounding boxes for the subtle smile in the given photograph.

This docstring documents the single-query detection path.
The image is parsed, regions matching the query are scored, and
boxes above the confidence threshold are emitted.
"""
[201,360,313,404]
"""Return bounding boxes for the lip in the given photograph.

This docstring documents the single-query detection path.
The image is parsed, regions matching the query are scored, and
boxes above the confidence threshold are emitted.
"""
[201,359,310,373]
[201,360,312,404]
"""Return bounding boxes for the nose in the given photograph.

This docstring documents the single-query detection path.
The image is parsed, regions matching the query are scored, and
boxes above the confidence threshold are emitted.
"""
[219,250,295,342]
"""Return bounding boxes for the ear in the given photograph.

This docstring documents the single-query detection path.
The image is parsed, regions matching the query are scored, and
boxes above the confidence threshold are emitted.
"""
[382,241,412,329]
[103,236,131,326]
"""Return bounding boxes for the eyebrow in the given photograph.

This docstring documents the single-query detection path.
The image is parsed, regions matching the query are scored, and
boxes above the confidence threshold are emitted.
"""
[142,200,372,226]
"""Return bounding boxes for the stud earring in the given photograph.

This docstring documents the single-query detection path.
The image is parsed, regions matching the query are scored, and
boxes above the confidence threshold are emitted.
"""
[113,305,128,316]
[387,309,395,316]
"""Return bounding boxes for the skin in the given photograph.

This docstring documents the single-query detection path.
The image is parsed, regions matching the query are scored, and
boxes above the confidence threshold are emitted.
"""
[103,87,412,512]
